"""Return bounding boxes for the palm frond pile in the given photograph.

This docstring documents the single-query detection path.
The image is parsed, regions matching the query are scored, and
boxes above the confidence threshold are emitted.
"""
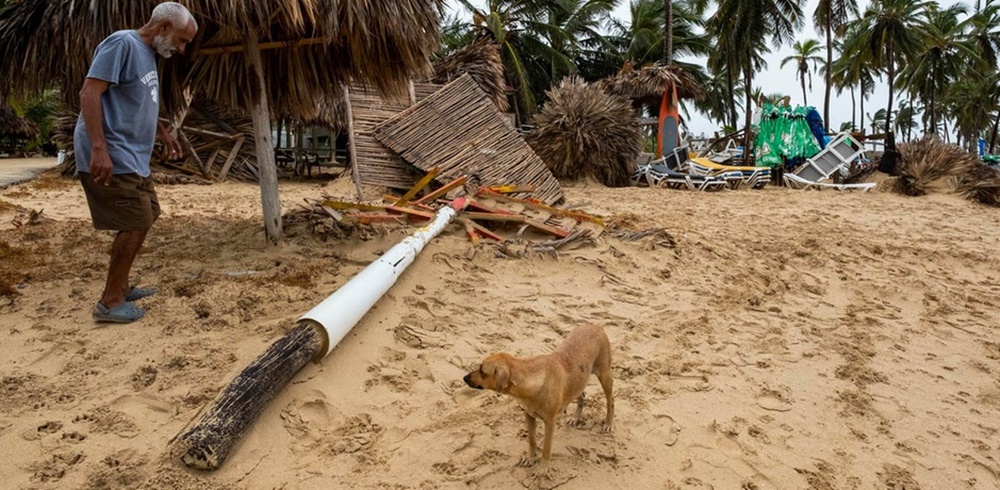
[526,77,643,187]
[954,164,1000,207]
[890,135,978,196]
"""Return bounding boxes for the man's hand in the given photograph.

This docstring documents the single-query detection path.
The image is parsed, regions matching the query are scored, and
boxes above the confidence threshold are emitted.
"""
[158,127,184,161]
[91,146,114,185]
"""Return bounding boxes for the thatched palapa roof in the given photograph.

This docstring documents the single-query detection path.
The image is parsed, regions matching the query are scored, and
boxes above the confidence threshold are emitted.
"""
[599,62,705,104]
[0,106,39,140]
[0,0,444,123]
[429,39,509,112]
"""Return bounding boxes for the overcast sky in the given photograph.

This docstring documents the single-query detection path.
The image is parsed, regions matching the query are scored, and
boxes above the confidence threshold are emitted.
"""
[450,0,970,136]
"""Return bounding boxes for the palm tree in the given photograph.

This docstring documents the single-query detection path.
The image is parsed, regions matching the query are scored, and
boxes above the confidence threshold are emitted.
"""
[458,0,572,119]
[780,39,824,106]
[709,0,803,154]
[867,108,887,133]
[696,64,744,129]
[834,25,878,134]
[894,100,920,142]
[609,0,711,67]
[851,0,930,133]
[540,0,618,82]
[814,0,859,132]
[897,4,976,137]
[969,0,1000,68]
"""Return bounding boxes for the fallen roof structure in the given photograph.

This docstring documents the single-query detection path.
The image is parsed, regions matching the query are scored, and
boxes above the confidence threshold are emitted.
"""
[373,75,564,205]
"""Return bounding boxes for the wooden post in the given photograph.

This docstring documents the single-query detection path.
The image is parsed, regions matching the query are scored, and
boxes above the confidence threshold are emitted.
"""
[342,84,364,200]
[245,31,283,245]
[176,323,325,470]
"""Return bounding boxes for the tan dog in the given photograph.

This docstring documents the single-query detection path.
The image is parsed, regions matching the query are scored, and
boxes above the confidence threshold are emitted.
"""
[464,324,614,471]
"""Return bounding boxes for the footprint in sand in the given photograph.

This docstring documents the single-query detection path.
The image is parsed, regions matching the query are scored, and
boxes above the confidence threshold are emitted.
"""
[28,341,84,377]
[280,390,338,441]
[28,452,83,483]
[640,414,680,447]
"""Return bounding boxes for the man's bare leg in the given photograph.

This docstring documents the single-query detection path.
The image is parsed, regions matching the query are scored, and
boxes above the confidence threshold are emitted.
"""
[100,228,149,308]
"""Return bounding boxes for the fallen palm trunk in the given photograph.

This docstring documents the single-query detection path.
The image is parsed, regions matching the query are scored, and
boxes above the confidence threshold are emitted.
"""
[175,198,468,470]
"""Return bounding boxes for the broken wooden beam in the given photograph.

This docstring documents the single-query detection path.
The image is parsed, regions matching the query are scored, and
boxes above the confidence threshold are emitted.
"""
[477,189,605,225]
[385,206,435,221]
[466,212,526,223]
[461,218,505,242]
[395,167,441,206]
[414,176,469,205]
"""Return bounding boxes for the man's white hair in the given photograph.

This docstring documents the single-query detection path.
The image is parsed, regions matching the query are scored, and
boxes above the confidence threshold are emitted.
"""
[150,2,197,30]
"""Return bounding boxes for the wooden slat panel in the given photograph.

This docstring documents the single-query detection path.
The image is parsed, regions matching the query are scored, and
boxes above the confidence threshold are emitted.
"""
[348,84,417,190]
[373,75,564,205]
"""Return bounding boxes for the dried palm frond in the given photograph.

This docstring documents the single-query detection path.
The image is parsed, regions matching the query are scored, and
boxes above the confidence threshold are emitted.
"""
[527,77,643,187]
[430,39,508,112]
[599,62,705,103]
[953,164,1000,207]
[493,230,596,259]
[892,135,979,196]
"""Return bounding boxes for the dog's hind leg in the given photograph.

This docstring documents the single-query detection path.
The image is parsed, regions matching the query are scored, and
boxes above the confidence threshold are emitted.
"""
[598,368,614,432]
[567,392,586,427]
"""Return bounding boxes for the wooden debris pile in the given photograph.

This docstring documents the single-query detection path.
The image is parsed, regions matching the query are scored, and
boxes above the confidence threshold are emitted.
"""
[284,171,602,253]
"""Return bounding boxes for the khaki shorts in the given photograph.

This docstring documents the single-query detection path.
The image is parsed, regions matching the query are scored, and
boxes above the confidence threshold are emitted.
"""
[80,172,161,231]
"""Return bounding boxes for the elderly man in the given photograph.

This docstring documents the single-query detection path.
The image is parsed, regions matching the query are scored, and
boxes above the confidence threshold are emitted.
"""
[75,2,198,323]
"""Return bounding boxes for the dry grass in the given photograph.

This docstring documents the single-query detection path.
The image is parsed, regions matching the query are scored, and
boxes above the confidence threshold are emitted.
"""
[527,77,643,187]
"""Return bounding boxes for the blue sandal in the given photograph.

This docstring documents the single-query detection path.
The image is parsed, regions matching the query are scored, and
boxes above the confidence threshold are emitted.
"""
[125,286,157,302]
[93,301,146,323]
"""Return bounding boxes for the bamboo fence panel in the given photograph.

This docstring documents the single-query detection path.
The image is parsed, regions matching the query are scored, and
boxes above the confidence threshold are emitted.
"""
[348,84,419,190]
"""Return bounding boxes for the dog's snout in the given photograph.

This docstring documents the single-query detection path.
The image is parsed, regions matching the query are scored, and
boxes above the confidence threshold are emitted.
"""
[463,373,482,389]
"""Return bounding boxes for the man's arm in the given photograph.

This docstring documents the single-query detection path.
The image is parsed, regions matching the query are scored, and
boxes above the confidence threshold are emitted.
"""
[157,121,184,161]
[79,78,114,185]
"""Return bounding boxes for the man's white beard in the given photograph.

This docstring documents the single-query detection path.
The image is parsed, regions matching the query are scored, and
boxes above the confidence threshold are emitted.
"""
[152,35,176,58]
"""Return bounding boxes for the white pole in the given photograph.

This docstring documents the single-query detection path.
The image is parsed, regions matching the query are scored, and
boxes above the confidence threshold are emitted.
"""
[299,198,468,357]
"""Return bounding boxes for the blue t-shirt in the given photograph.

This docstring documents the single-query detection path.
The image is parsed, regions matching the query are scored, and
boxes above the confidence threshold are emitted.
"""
[74,30,159,177]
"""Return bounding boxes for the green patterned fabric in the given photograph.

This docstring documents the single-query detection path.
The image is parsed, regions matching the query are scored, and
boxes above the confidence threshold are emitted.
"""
[754,104,822,168]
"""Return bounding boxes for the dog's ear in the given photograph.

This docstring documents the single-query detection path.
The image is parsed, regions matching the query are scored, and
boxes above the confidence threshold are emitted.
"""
[494,363,510,392]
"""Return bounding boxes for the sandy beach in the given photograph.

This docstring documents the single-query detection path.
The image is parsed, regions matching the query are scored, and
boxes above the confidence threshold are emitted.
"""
[1,163,999,489]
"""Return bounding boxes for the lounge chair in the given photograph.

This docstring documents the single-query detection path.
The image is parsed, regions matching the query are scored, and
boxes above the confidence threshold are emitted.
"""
[687,157,771,189]
[782,173,876,192]
[632,153,728,192]
[792,133,865,183]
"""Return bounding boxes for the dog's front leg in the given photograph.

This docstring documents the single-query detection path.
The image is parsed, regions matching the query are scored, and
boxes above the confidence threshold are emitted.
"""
[519,412,539,467]
[531,416,556,477]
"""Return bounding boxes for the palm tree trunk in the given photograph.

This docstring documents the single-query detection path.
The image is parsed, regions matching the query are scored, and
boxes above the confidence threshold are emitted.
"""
[930,63,937,135]
[886,43,895,135]
[990,110,999,153]
[744,49,753,160]
[801,69,808,107]
[824,11,832,132]
[664,0,673,64]
[727,67,737,129]
[850,86,856,131]
[860,82,865,135]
